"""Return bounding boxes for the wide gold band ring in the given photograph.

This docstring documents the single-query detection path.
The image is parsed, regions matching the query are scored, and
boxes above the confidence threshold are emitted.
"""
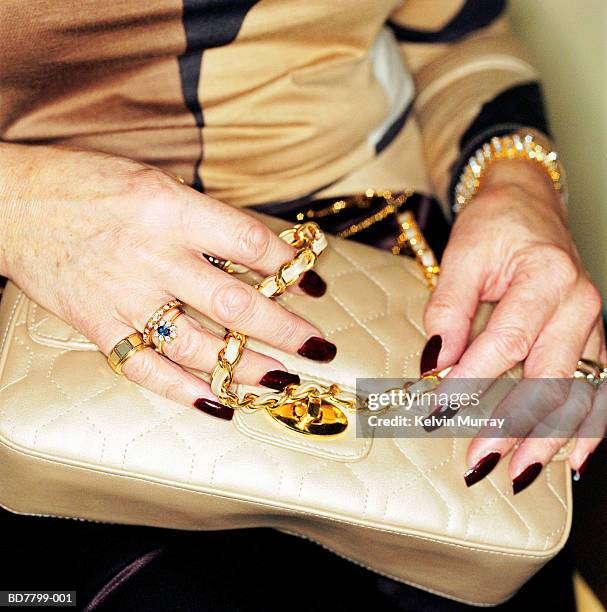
[574,358,607,387]
[108,332,148,375]
[142,300,182,345]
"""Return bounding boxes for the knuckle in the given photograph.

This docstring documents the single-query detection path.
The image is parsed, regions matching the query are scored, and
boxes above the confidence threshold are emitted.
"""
[492,327,531,364]
[122,352,155,386]
[536,245,578,287]
[124,167,178,216]
[579,281,603,319]
[159,376,186,403]
[273,314,304,348]
[542,437,565,457]
[234,219,272,263]
[169,331,201,365]
[425,292,460,322]
[211,283,255,327]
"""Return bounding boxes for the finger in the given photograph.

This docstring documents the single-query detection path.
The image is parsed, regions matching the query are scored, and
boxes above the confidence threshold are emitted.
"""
[570,380,607,480]
[464,377,568,485]
[99,321,223,415]
[523,289,601,378]
[508,378,594,493]
[446,270,561,380]
[569,322,607,478]
[166,255,335,360]
[181,192,300,277]
[137,306,296,388]
[423,244,483,370]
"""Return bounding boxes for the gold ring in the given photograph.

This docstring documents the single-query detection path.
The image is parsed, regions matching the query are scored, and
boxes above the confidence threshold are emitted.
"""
[574,358,605,387]
[203,254,248,274]
[154,309,185,355]
[142,300,182,344]
[108,332,148,375]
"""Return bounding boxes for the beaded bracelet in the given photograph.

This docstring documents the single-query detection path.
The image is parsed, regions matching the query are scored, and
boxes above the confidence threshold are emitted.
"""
[453,132,565,214]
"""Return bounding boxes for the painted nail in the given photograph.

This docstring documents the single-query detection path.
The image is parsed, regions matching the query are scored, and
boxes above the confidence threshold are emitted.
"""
[464,452,501,487]
[194,398,234,421]
[259,370,300,391]
[297,337,337,362]
[572,453,592,482]
[422,403,458,433]
[512,462,542,495]
[299,270,327,297]
[420,335,442,376]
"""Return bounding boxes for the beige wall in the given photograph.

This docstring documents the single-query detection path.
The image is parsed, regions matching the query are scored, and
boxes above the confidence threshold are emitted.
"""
[509,1,607,299]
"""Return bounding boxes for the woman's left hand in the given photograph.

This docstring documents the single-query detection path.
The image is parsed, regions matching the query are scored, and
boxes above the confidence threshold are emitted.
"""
[423,157,606,487]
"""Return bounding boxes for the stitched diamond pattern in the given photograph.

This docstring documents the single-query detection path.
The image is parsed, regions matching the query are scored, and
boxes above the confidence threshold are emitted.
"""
[0,216,569,567]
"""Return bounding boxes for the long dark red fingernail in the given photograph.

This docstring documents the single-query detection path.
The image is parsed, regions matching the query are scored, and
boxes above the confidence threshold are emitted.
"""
[194,398,234,421]
[464,452,501,487]
[512,462,542,495]
[298,337,337,362]
[259,370,300,391]
[572,453,592,482]
[299,270,327,297]
[420,335,442,376]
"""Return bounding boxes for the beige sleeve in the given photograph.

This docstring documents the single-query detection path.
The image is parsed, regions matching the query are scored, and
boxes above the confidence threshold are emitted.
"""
[389,0,548,209]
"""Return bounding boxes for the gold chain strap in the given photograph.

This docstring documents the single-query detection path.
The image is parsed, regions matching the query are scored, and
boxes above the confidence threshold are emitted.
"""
[208,197,440,434]
[210,222,356,418]
[293,190,439,289]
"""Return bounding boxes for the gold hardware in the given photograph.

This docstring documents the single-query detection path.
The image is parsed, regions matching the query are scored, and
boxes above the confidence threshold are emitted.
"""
[203,254,249,274]
[574,358,607,387]
[107,332,149,375]
[453,132,564,214]
[142,300,182,344]
[210,196,440,435]
[292,190,439,290]
[268,393,349,436]
[393,211,439,289]
[209,223,357,436]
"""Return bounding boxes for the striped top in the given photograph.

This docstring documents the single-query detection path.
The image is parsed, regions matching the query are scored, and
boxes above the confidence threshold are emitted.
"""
[0,0,549,214]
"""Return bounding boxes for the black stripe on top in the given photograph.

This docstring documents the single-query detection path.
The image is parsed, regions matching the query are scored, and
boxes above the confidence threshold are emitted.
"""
[448,81,552,209]
[177,0,260,191]
[388,0,507,44]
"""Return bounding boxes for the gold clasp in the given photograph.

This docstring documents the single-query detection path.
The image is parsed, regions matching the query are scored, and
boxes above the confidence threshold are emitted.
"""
[267,393,349,436]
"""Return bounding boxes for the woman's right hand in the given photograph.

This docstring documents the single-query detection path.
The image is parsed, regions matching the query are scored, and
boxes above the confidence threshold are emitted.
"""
[0,144,335,414]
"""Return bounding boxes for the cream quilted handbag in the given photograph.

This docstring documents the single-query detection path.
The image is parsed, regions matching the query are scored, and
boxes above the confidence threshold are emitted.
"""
[0,214,571,606]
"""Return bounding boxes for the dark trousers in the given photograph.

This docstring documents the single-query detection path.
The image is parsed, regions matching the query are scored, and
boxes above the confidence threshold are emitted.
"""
[1,509,575,611]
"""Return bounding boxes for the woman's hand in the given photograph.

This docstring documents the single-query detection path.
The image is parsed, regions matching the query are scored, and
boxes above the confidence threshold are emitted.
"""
[0,144,334,414]
[422,157,605,488]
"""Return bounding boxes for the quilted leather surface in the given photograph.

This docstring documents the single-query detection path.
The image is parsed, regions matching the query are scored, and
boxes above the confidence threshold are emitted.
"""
[0,216,571,604]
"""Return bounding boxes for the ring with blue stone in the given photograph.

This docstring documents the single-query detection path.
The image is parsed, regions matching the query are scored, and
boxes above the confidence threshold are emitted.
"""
[151,308,184,355]
[142,299,183,345]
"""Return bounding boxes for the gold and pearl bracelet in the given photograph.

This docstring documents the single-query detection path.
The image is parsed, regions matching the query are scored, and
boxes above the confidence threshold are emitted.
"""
[453,132,565,214]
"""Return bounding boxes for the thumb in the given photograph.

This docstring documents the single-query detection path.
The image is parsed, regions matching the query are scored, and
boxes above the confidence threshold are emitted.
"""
[422,248,483,374]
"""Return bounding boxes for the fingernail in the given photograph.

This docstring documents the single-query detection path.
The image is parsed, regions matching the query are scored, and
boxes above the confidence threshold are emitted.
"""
[194,398,234,421]
[298,337,337,362]
[464,452,501,487]
[572,453,592,482]
[259,370,300,391]
[512,462,542,495]
[422,403,458,433]
[299,270,327,297]
[420,335,442,376]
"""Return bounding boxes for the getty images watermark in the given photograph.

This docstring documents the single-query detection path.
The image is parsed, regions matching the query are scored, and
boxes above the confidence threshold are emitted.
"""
[355,377,607,438]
